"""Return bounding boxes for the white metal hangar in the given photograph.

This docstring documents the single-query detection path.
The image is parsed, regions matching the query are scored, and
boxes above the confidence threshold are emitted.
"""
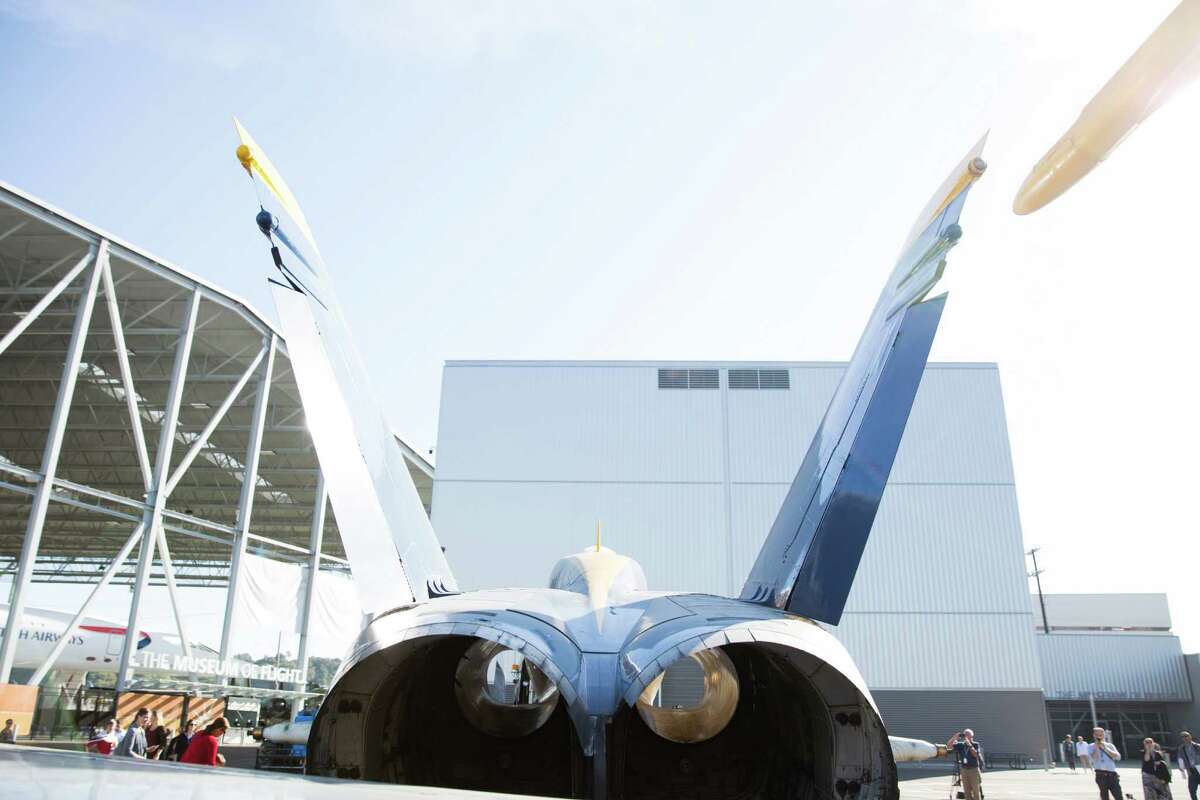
[0,181,431,695]
[428,359,1194,759]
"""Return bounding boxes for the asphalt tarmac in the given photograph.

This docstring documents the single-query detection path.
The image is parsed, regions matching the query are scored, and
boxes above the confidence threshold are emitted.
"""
[902,765,1153,799]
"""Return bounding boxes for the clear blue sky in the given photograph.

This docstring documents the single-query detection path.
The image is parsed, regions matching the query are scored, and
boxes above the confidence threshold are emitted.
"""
[2,1,1198,656]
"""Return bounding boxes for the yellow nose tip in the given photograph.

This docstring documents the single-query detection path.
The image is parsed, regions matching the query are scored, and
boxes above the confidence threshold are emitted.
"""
[235,144,253,169]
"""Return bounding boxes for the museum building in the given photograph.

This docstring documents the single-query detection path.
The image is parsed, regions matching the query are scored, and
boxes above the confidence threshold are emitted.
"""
[430,360,1200,760]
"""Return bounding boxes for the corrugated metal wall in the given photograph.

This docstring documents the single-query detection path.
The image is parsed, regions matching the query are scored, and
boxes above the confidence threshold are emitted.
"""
[1035,594,1172,630]
[433,361,1043,693]
[1036,634,1192,701]
[874,689,1051,757]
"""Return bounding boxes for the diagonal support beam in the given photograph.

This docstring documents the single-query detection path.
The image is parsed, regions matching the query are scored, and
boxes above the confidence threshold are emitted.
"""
[0,221,28,245]
[152,523,201,691]
[218,334,277,666]
[163,344,267,497]
[100,253,153,492]
[116,288,201,691]
[0,247,97,360]
[26,522,144,686]
[0,242,105,683]
[153,524,194,661]
[0,251,80,313]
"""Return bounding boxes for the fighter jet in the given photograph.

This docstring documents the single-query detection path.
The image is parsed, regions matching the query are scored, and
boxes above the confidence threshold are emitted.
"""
[233,121,984,800]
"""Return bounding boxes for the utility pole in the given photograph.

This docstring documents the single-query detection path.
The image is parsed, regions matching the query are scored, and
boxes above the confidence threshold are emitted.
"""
[274,631,283,691]
[1028,547,1050,635]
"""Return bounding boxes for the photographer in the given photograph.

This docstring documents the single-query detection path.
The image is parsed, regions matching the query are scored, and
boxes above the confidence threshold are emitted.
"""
[946,728,984,800]
[1090,727,1124,800]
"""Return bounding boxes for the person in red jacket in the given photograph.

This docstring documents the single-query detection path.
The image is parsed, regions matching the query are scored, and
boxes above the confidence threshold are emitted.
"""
[180,717,228,766]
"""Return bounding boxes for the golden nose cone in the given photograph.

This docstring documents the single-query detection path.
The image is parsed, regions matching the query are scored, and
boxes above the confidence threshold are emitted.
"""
[1013,134,1093,215]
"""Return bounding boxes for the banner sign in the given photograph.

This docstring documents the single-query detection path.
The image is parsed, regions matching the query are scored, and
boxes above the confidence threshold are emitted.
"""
[132,652,303,684]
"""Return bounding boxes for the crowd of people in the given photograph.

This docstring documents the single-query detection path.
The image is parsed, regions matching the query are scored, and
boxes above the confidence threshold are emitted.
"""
[951,725,1200,800]
[1056,728,1200,800]
[87,708,227,767]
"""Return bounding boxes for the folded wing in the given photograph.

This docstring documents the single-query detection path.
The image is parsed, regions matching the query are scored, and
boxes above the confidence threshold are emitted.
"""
[739,137,987,624]
[233,119,457,612]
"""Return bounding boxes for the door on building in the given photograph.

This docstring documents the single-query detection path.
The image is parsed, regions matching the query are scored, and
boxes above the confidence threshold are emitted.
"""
[1047,700,1170,761]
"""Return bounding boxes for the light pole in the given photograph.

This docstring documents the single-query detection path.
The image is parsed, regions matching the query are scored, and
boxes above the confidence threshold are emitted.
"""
[1027,547,1050,635]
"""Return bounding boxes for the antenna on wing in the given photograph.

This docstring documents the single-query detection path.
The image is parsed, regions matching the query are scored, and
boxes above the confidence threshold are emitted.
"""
[596,520,602,553]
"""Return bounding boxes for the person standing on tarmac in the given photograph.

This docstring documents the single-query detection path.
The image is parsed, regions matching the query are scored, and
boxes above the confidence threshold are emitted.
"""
[180,717,228,767]
[1090,727,1124,800]
[1079,735,1095,772]
[1064,734,1079,772]
[1178,731,1200,800]
[1142,738,1173,800]
[112,708,149,759]
[166,720,197,761]
[947,729,984,800]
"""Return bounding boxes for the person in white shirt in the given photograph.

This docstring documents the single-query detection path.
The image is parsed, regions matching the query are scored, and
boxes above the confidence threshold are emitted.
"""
[1089,727,1123,800]
[1078,736,1094,773]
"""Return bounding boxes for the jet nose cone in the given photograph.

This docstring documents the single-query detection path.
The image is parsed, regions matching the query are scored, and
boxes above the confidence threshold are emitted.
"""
[1013,133,1094,215]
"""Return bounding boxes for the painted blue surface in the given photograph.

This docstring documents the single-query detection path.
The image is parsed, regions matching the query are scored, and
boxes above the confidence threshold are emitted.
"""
[783,295,945,622]
[739,173,979,624]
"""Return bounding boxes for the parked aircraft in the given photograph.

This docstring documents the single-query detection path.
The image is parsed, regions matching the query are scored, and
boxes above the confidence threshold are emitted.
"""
[232,121,984,799]
[0,603,177,673]
[0,604,282,690]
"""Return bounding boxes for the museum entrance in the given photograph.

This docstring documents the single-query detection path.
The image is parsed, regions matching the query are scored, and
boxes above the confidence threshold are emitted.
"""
[1046,700,1173,759]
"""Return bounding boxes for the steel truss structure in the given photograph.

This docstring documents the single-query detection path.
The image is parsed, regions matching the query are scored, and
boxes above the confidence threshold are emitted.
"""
[0,181,432,693]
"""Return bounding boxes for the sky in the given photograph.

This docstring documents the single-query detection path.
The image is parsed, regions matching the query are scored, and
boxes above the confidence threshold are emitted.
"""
[1,1,1198,658]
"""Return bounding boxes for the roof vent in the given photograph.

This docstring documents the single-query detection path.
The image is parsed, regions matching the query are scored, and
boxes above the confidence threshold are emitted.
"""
[658,368,719,390]
[728,368,790,390]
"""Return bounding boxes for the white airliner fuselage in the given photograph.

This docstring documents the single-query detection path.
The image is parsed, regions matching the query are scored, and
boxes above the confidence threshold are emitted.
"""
[0,603,203,675]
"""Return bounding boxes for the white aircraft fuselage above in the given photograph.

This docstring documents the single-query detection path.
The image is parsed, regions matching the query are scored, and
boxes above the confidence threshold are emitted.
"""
[0,603,180,675]
[0,604,281,684]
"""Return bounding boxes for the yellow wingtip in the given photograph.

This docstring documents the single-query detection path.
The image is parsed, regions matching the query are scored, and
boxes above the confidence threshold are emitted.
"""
[230,117,320,256]
[899,133,989,256]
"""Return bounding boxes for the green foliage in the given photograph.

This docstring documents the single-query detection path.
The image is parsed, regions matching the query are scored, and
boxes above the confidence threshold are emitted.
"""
[231,653,340,691]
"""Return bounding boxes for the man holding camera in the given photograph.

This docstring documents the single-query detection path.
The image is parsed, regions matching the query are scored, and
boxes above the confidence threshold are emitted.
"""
[947,728,984,800]
[1089,727,1123,800]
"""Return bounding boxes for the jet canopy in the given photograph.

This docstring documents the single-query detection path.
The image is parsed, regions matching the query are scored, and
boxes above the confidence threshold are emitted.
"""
[548,546,648,605]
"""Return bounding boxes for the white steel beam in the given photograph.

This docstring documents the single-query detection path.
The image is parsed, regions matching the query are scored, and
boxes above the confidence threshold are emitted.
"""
[218,335,276,665]
[116,288,201,691]
[0,186,277,341]
[0,221,28,244]
[101,255,153,492]
[163,344,267,496]
[292,473,327,717]
[26,522,144,685]
[18,252,82,289]
[153,524,195,670]
[0,464,350,566]
[0,251,79,313]
[0,247,96,360]
[0,243,105,683]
